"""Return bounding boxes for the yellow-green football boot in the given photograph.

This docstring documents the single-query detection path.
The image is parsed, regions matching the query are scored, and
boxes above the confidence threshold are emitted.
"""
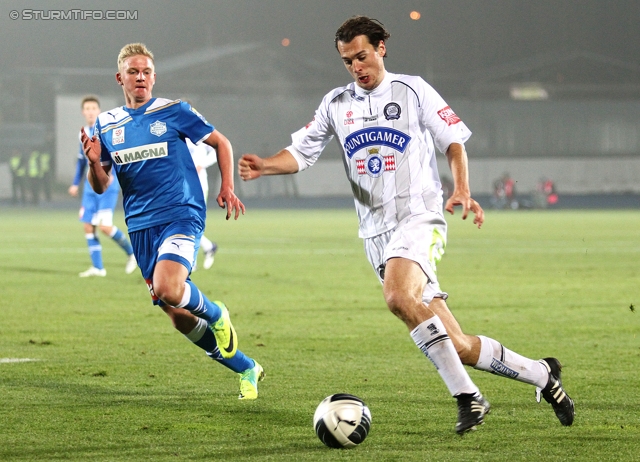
[211,302,237,359]
[238,362,265,400]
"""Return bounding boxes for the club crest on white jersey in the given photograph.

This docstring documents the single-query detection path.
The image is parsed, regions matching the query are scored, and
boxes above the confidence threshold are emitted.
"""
[111,142,168,165]
[356,148,396,177]
[383,102,401,120]
[149,120,167,137]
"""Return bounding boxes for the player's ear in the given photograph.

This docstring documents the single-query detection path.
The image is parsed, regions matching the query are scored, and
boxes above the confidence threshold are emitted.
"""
[377,41,386,58]
[115,72,123,86]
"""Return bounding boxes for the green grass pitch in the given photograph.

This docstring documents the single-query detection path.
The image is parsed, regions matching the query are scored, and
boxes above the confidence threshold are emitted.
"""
[1,207,638,461]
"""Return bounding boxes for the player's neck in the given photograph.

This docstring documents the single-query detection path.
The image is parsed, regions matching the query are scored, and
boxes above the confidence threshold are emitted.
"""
[354,69,388,94]
[124,93,153,110]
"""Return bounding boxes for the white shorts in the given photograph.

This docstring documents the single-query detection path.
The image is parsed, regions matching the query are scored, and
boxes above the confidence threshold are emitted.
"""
[364,212,448,303]
[90,209,114,227]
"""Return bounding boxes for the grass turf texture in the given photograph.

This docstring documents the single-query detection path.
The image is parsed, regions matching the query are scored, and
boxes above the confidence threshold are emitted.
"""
[0,207,638,461]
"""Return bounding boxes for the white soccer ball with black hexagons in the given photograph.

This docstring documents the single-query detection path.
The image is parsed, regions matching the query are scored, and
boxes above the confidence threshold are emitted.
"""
[313,393,371,448]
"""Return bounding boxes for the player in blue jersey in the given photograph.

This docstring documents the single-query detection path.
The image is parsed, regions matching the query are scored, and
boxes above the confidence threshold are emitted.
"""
[68,95,137,277]
[80,43,263,399]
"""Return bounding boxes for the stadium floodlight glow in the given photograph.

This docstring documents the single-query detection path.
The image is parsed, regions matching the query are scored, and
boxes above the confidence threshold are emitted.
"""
[509,83,549,100]
[410,11,421,20]
[281,38,290,47]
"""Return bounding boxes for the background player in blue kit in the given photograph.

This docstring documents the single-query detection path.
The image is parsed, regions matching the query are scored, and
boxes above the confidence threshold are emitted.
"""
[68,95,137,277]
[81,43,264,399]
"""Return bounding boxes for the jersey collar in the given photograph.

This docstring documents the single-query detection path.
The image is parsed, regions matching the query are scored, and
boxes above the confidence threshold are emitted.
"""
[123,97,156,114]
[352,70,392,97]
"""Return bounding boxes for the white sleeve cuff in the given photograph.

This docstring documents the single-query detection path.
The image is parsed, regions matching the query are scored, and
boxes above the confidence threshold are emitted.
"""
[285,144,309,172]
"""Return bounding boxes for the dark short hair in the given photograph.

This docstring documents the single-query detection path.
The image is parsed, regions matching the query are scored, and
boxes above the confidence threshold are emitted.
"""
[334,16,390,53]
[81,95,100,108]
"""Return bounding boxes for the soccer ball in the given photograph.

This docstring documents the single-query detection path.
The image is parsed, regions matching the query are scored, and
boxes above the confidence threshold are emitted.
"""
[313,393,371,449]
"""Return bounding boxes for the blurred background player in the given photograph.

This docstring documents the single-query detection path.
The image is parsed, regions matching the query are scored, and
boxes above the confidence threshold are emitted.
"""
[240,16,574,432]
[82,43,263,399]
[186,137,218,270]
[69,95,137,277]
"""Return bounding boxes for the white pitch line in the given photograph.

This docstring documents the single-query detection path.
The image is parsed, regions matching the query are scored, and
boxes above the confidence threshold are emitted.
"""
[0,358,41,364]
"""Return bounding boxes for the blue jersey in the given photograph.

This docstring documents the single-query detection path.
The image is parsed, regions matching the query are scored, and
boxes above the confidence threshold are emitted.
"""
[96,98,214,232]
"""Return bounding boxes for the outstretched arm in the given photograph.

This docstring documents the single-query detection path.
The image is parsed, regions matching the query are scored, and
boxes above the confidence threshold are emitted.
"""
[444,142,484,228]
[80,128,110,194]
[238,149,299,181]
[68,156,87,196]
[203,130,245,220]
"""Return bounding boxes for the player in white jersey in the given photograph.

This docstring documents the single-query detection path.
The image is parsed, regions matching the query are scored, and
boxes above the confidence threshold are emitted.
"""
[239,16,574,432]
[186,138,218,270]
[81,43,264,400]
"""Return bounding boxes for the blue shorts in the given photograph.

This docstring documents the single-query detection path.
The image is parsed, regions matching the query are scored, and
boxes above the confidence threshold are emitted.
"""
[129,220,203,305]
[79,180,120,225]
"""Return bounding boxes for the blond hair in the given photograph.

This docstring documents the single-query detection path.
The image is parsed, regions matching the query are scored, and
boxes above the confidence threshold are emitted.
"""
[117,43,154,71]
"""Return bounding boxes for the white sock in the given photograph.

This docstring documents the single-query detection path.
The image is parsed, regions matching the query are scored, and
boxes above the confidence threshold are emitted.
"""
[200,235,213,253]
[474,336,548,388]
[175,282,191,309]
[184,317,208,342]
[410,316,479,397]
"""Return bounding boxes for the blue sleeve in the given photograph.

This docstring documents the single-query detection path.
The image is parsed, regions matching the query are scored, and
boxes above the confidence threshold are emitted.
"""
[178,101,215,144]
[72,143,87,186]
[96,121,112,165]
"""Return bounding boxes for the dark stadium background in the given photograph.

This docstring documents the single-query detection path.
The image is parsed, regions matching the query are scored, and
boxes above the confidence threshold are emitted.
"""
[1,0,639,206]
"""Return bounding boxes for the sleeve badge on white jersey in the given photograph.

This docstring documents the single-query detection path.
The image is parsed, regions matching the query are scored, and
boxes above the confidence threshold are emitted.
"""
[383,102,401,120]
[149,120,167,137]
[304,116,315,129]
[112,127,125,145]
[437,106,462,126]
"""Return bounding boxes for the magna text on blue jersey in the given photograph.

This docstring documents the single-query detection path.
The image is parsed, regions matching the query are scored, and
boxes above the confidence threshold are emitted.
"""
[111,142,168,165]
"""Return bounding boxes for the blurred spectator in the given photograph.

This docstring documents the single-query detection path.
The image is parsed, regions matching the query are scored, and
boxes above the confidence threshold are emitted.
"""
[491,173,519,209]
[490,176,506,209]
[39,148,52,202]
[543,178,558,206]
[10,149,27,205]
[503,173,516,207]
[27,150,41,205]
[534,177,558,208]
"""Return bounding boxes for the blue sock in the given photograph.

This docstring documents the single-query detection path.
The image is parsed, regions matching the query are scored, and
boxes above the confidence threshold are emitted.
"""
[177,280,222,324]
[86,233,103,269]
[186,318,254,373]
[109,226,134,255]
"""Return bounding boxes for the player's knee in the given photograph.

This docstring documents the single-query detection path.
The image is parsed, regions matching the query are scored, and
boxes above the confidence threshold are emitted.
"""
[153,280,183,307]
[384,288,418,319]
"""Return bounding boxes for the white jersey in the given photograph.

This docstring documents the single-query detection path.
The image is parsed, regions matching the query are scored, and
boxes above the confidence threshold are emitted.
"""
[287,71,471,238]
[186,138,217,195]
